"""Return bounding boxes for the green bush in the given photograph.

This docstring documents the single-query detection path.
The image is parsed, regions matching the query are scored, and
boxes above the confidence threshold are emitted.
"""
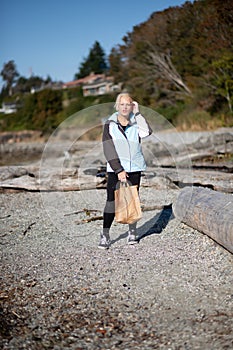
[155,101,185,124]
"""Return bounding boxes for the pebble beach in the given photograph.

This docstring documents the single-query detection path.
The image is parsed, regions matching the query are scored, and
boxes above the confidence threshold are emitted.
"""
[1,185,233,349]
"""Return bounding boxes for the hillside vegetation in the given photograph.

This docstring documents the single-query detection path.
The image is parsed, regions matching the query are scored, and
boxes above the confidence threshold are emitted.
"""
[0,0,232,134]
[109,0,233,129]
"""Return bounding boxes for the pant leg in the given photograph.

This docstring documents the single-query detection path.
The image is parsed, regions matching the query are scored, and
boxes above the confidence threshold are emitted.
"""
[127,171,141,190]
[103,172,118,229]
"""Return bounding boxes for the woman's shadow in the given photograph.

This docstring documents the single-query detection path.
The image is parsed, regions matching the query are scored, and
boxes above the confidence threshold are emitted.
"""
[111,204,174,244]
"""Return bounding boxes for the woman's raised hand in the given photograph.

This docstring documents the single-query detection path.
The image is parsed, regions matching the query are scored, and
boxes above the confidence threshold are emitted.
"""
[132,101,139,114]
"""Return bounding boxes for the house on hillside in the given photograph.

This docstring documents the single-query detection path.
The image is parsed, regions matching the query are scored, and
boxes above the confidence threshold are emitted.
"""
[82,75,122,96]
[63,72,104,89]
[0,102,18,114]
[31,81,63,94]
[63,72,122,96]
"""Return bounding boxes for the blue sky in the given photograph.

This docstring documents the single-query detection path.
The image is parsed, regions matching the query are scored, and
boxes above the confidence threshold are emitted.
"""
[1,0,188,88]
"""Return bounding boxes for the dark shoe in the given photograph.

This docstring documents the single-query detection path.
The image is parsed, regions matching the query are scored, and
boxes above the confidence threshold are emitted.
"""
[98,234,111,249]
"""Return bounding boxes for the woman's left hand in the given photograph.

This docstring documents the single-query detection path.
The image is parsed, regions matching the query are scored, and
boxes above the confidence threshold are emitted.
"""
[132,101,139,114]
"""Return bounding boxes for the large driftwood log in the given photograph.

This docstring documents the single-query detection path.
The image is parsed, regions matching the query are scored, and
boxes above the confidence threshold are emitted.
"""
[173,187,233,254]
[1,164,233,192]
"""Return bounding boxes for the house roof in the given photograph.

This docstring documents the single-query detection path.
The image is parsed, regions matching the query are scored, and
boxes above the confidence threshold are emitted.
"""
[83,76,113,89]
[63,73,106,88]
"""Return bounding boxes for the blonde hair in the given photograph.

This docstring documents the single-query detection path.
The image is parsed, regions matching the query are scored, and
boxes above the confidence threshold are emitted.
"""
[114,92,133,111]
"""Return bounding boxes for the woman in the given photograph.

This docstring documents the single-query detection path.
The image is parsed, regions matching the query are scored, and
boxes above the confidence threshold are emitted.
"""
[99,92,152,249]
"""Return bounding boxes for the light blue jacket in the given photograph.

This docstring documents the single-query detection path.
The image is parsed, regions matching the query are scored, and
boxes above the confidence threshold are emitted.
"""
[102,111,152,173]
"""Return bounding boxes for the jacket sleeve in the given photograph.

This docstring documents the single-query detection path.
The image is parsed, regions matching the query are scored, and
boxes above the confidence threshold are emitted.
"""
[135,113,153,138]
[102,121,124,174]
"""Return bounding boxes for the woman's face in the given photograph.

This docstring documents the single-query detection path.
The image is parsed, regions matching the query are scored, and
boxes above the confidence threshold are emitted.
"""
[118,96,133,118]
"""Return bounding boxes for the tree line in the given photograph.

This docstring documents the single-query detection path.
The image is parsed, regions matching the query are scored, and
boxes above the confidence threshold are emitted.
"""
[0,41,107,99]
[108,0,233,127]
[0,0,232,133]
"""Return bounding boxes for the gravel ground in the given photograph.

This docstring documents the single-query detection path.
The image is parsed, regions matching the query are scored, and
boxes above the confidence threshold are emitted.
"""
[1,188,233,350]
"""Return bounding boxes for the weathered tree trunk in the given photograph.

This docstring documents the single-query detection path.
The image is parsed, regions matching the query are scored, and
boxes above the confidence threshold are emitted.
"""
[143,42,192,95]
[173,187,233,254]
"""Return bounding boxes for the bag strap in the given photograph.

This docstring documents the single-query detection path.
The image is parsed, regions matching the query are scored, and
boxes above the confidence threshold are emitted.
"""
[120,181,130,188]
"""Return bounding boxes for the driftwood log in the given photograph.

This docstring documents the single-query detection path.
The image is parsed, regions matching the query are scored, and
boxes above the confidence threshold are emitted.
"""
[173,186,233,254]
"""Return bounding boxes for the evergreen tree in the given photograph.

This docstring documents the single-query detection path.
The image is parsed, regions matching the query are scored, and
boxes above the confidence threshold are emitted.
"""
[75,41,107,79]
[1,60,19,96]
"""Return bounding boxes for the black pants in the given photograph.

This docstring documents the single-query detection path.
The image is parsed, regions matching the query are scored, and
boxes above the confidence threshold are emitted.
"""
[103,171,141,229]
